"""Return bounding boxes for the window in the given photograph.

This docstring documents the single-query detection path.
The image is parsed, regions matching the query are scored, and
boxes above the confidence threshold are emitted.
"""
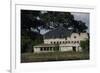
[40,48,43,51]
[53,47,59,51]
[59,41,61,44]
[44,48,46,51]
[74,36,76,38]
[57,41,59,44]
[50,47,52,51]
[68,41,70,43]
[77,41,79,43]
[74,41,76,43]
[63,41,65,44]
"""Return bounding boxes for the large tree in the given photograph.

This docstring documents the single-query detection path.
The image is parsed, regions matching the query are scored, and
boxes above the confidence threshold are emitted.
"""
[21,10,88,33]
[21,10,44,53]
[39,11,88,32]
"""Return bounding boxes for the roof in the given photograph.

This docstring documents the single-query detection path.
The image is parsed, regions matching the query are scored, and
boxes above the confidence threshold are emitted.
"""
[33,44,59,47]
[44,26,72,39]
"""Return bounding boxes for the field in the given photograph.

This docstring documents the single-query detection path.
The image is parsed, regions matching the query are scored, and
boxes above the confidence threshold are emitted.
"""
[21,51,89,63]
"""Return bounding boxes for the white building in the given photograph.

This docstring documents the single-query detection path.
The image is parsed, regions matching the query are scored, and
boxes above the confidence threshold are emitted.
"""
[33,27,89,53]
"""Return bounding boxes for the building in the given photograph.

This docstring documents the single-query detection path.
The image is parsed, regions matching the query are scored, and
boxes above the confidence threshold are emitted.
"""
[33,27,89,53]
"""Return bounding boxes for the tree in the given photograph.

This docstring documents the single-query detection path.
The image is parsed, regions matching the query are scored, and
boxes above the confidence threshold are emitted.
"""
[39,11,87,32]
[21,10,44,53]
[40,12,74,29]
[80,39,89,52]
[21,10,43,32]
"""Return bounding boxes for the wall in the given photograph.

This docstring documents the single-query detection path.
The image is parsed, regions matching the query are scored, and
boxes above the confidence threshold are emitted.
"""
[60,46,73,51]
[34,47,40,53]
[42,33,88,52]
[44,33,88,45]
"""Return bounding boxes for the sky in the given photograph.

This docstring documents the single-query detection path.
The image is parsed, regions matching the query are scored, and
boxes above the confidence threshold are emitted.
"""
[71,12,90,32]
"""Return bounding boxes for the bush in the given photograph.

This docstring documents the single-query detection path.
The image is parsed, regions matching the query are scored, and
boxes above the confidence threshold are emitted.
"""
[80,39,89,52]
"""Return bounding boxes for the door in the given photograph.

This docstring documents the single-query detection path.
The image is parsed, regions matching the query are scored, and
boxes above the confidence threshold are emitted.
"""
[73,46,76,52]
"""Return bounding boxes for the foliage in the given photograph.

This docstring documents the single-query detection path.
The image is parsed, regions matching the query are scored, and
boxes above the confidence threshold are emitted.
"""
[21,30,43,53]
[21,10,88,33]
[40,11,87,32]
[80,39,89,52]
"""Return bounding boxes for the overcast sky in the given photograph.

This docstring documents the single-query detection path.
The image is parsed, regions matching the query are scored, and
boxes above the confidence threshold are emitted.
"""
[71,12,90,32]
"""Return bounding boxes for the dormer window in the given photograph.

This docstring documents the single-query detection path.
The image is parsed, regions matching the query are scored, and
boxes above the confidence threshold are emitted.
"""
[59,41,61,44]
[74,36,76,39]
[63,41,65,44]
[71,41,73,43]
[57,42,59,44]
[54,42,56,44]
[65,38,67,40]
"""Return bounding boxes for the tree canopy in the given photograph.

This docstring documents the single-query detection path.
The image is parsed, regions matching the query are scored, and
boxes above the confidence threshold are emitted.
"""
[21,10,88,33]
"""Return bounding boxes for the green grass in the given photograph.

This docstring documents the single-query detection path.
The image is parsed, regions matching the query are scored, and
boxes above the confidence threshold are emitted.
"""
[21,51,89,63]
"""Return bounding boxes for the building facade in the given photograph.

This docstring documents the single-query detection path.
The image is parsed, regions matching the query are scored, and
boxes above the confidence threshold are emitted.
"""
[33,27,89,53]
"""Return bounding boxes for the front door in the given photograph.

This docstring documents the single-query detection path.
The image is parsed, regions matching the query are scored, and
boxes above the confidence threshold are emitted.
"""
[73,46,76,52]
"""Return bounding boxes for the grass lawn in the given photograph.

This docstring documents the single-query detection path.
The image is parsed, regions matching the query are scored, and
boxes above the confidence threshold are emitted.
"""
[21,51,89,63]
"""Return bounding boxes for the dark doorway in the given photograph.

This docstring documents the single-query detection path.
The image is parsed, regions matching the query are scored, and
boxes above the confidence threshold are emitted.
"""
[73,47,76,52]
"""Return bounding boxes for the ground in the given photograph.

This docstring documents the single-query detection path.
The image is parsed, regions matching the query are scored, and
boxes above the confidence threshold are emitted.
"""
[21,51,89,63]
